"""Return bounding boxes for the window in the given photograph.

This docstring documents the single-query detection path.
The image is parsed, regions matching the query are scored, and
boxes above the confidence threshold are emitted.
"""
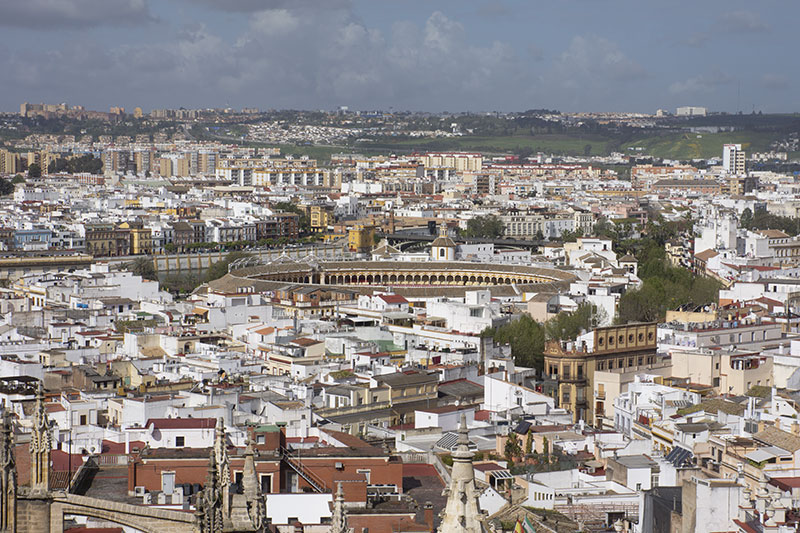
[577,365,584,378]
[256,434,265,444]
[261,474,272,493]
[637,357,643,366]
[80,415,87,425]
[356,469,371,484]
[175,436,185,447]
[636,483,642,491]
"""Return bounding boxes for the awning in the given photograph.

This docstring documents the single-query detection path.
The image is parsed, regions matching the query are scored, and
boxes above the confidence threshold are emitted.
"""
[192,307,209,315]
[745,445,790,463]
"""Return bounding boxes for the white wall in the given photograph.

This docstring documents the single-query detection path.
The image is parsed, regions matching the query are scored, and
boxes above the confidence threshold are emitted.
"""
[483,374,554,416]
[264,494,333,524]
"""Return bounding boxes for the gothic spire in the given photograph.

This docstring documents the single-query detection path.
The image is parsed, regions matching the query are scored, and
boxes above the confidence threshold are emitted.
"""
[243,436,266,532]
[197,448,223,533]
[330,482,347,533]
[29,382,50,494]
[0,408,17,533]
[213,417,231,521]
[439,414,485,533]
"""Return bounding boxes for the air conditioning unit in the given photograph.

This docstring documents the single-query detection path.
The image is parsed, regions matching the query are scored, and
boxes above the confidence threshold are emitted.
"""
[335,462,344,470]
[134,486,146,496]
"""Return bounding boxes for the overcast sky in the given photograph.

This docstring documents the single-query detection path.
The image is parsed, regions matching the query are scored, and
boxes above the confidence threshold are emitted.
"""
[0,0,796,114]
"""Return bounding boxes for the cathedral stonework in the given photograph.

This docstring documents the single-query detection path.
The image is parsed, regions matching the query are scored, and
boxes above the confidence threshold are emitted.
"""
[438,414,486,533]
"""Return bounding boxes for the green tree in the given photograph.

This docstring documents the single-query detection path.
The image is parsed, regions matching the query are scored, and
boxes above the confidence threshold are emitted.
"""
[126,257,157,281]
[559,228,583,243]
[27,163,41,178]
[10,174,25,184]
[205,251,252,283]
[0,179,14,196]
[161,272,201,294]
[616,240,721,324]
[481,314,546,370]
[525,428,533,455]
[464,215,505,238]
[505,431,521,464]
[545,303,603,342]
[740,208,753,228]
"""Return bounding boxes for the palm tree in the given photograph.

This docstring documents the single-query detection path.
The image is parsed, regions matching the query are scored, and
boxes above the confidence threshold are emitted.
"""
[127,257,157,281]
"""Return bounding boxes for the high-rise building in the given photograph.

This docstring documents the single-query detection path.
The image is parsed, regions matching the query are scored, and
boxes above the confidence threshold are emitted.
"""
[0,150,19,175]
[133,107,144,118]
[723,144,746,175]
[133,150,153,175]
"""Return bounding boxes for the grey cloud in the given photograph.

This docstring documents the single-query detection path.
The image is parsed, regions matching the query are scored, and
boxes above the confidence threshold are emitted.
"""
[476,1,511,19]
[762,73,789,91]
[669,71,733,95]
[720,10,769,33]
[0,0,155,29]
[682,32,710,48]
[554,35,647,89]
[527,44,544,61]
[184,0,350,12]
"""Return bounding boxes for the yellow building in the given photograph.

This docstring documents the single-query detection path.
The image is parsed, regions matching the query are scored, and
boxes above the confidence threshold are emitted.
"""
[118,221,154,255]
[348,224,377,252]
[543,323,659,424]
[309,205,334,233]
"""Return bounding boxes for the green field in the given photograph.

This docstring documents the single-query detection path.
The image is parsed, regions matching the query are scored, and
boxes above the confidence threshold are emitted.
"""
[362,134,613,156]
[195,123,791,163]
[620,131,779,160]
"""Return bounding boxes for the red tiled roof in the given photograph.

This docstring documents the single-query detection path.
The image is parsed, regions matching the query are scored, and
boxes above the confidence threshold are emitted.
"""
[101,440,146,454]
[474,462,505,472]
[771,477,800,490]
[402,463,440,480]
[378,294,409,304]
[474,410,491,422]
